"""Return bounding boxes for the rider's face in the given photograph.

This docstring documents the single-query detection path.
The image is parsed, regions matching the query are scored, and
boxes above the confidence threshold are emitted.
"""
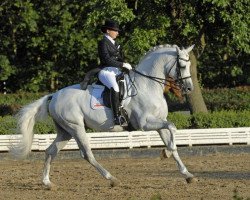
[107,29,119,40]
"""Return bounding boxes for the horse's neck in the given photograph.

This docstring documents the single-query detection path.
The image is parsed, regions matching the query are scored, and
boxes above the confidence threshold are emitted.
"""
[130,54,175,92]
[125,47,178,103]
[137,59,164,78]
[137,51,176,77]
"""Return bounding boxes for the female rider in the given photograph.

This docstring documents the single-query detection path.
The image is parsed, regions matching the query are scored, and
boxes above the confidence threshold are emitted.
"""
[98,19,132,126]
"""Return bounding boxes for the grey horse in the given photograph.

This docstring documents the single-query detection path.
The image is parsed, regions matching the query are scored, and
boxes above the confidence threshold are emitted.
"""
[11,44,197,188]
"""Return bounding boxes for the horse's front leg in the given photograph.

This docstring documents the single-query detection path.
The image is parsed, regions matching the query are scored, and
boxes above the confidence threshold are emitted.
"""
[141,116,197,183]
[158,128,197,183]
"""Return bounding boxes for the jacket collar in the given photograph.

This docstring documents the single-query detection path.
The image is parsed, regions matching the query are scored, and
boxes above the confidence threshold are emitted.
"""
[103,36,118,50]
[104,34,115,44]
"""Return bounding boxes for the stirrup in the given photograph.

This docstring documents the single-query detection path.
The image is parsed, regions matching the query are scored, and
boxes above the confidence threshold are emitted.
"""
[114,116,127,127]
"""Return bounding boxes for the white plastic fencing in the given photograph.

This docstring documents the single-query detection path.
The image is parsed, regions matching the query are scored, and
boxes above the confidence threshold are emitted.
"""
[0,127,249,152]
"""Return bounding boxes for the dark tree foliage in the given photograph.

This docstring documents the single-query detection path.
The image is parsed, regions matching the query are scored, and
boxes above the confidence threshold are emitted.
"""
[0,0,249,93]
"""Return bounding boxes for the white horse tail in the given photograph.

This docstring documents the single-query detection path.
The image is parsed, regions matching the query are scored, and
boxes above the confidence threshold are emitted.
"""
[10,94,53,159]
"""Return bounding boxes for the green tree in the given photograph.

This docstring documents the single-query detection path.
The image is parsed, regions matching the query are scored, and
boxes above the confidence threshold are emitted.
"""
[0,0,249,95]
[123,0,249,113]
[0,55,15,81]
[197,0,250,87]
[123,0,209,113]
[0,0,39,91]
[0,0,134,92]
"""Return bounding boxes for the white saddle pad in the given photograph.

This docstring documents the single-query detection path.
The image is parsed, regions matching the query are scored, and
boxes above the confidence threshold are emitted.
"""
[90,76,132,110]
[90,85,106,110]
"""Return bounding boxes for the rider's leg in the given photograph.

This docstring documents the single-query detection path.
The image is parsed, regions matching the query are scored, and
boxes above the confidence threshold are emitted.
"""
[110,87,122,125]
[98,68,125,125]
[98,67,120,91]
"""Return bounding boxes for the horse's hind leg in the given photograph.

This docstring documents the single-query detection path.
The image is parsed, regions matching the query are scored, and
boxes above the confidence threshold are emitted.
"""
[43,122,72,188]
[70,123,118,187]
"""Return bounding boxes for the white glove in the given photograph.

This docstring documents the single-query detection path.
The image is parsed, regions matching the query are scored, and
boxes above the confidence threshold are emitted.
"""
[122,63,132,70]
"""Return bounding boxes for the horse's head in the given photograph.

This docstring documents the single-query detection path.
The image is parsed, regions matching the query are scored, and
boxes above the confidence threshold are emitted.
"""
[135,44,194,95]
[173,45,194,94]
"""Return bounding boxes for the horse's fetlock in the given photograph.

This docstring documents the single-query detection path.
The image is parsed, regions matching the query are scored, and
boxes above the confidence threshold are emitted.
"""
[43,178,51,186]
[106,173,113,180]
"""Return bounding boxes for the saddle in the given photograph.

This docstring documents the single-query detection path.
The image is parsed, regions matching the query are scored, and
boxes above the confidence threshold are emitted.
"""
[80,68,125,108]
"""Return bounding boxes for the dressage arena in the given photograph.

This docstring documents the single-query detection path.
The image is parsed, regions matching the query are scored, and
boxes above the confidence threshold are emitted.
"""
[0,147,249,200]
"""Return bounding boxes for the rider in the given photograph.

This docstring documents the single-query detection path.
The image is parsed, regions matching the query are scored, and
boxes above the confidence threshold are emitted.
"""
[98,19,132,125]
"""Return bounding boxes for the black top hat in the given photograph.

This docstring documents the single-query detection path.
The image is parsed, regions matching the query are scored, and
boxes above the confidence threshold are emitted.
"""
[101,19,120,33]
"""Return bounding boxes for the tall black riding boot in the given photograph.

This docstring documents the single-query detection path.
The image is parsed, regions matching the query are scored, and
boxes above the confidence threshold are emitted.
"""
[110,88,125,125]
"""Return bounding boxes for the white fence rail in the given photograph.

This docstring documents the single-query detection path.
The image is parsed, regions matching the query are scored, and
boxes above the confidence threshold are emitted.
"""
[0,127,250,152]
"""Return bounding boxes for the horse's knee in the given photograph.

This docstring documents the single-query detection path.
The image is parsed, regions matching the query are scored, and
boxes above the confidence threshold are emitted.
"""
[166,121,177,131]
[159,128,177,151]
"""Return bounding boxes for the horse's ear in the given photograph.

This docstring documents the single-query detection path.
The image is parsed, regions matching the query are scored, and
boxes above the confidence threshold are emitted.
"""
[186,44,195,53]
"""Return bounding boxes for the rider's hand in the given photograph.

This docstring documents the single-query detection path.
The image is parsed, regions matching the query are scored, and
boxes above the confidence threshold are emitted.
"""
[122,63,132,70]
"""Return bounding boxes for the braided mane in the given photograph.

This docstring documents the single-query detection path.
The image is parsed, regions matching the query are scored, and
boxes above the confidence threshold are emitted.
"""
[139,44,178,64]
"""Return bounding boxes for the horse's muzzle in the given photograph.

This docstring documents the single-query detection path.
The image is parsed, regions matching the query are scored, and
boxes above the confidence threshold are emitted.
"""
[182,81,194,94]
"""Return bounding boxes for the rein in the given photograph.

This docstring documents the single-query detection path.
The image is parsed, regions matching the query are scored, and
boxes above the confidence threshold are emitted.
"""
[132,55,191,86]
[132,58,177,86]
[132,69,171,86]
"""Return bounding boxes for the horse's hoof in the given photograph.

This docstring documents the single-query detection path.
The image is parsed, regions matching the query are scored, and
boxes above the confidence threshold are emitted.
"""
[160,149,172,159]
[110,177,119,187]
[186,177,198,184]
[43,182,57,190]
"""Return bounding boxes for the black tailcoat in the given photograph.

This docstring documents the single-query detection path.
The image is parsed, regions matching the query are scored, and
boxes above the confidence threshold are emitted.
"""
[98,36,124,69]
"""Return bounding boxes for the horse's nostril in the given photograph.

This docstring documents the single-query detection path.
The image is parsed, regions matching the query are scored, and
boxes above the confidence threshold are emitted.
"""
[184,87,192,94]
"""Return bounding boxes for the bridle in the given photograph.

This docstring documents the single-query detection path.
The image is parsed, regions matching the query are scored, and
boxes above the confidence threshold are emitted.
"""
[132,54,191,88]
[173,54,192,91]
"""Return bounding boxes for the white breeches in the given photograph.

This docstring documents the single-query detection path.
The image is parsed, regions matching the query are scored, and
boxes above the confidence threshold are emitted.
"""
[98,67,122,92]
